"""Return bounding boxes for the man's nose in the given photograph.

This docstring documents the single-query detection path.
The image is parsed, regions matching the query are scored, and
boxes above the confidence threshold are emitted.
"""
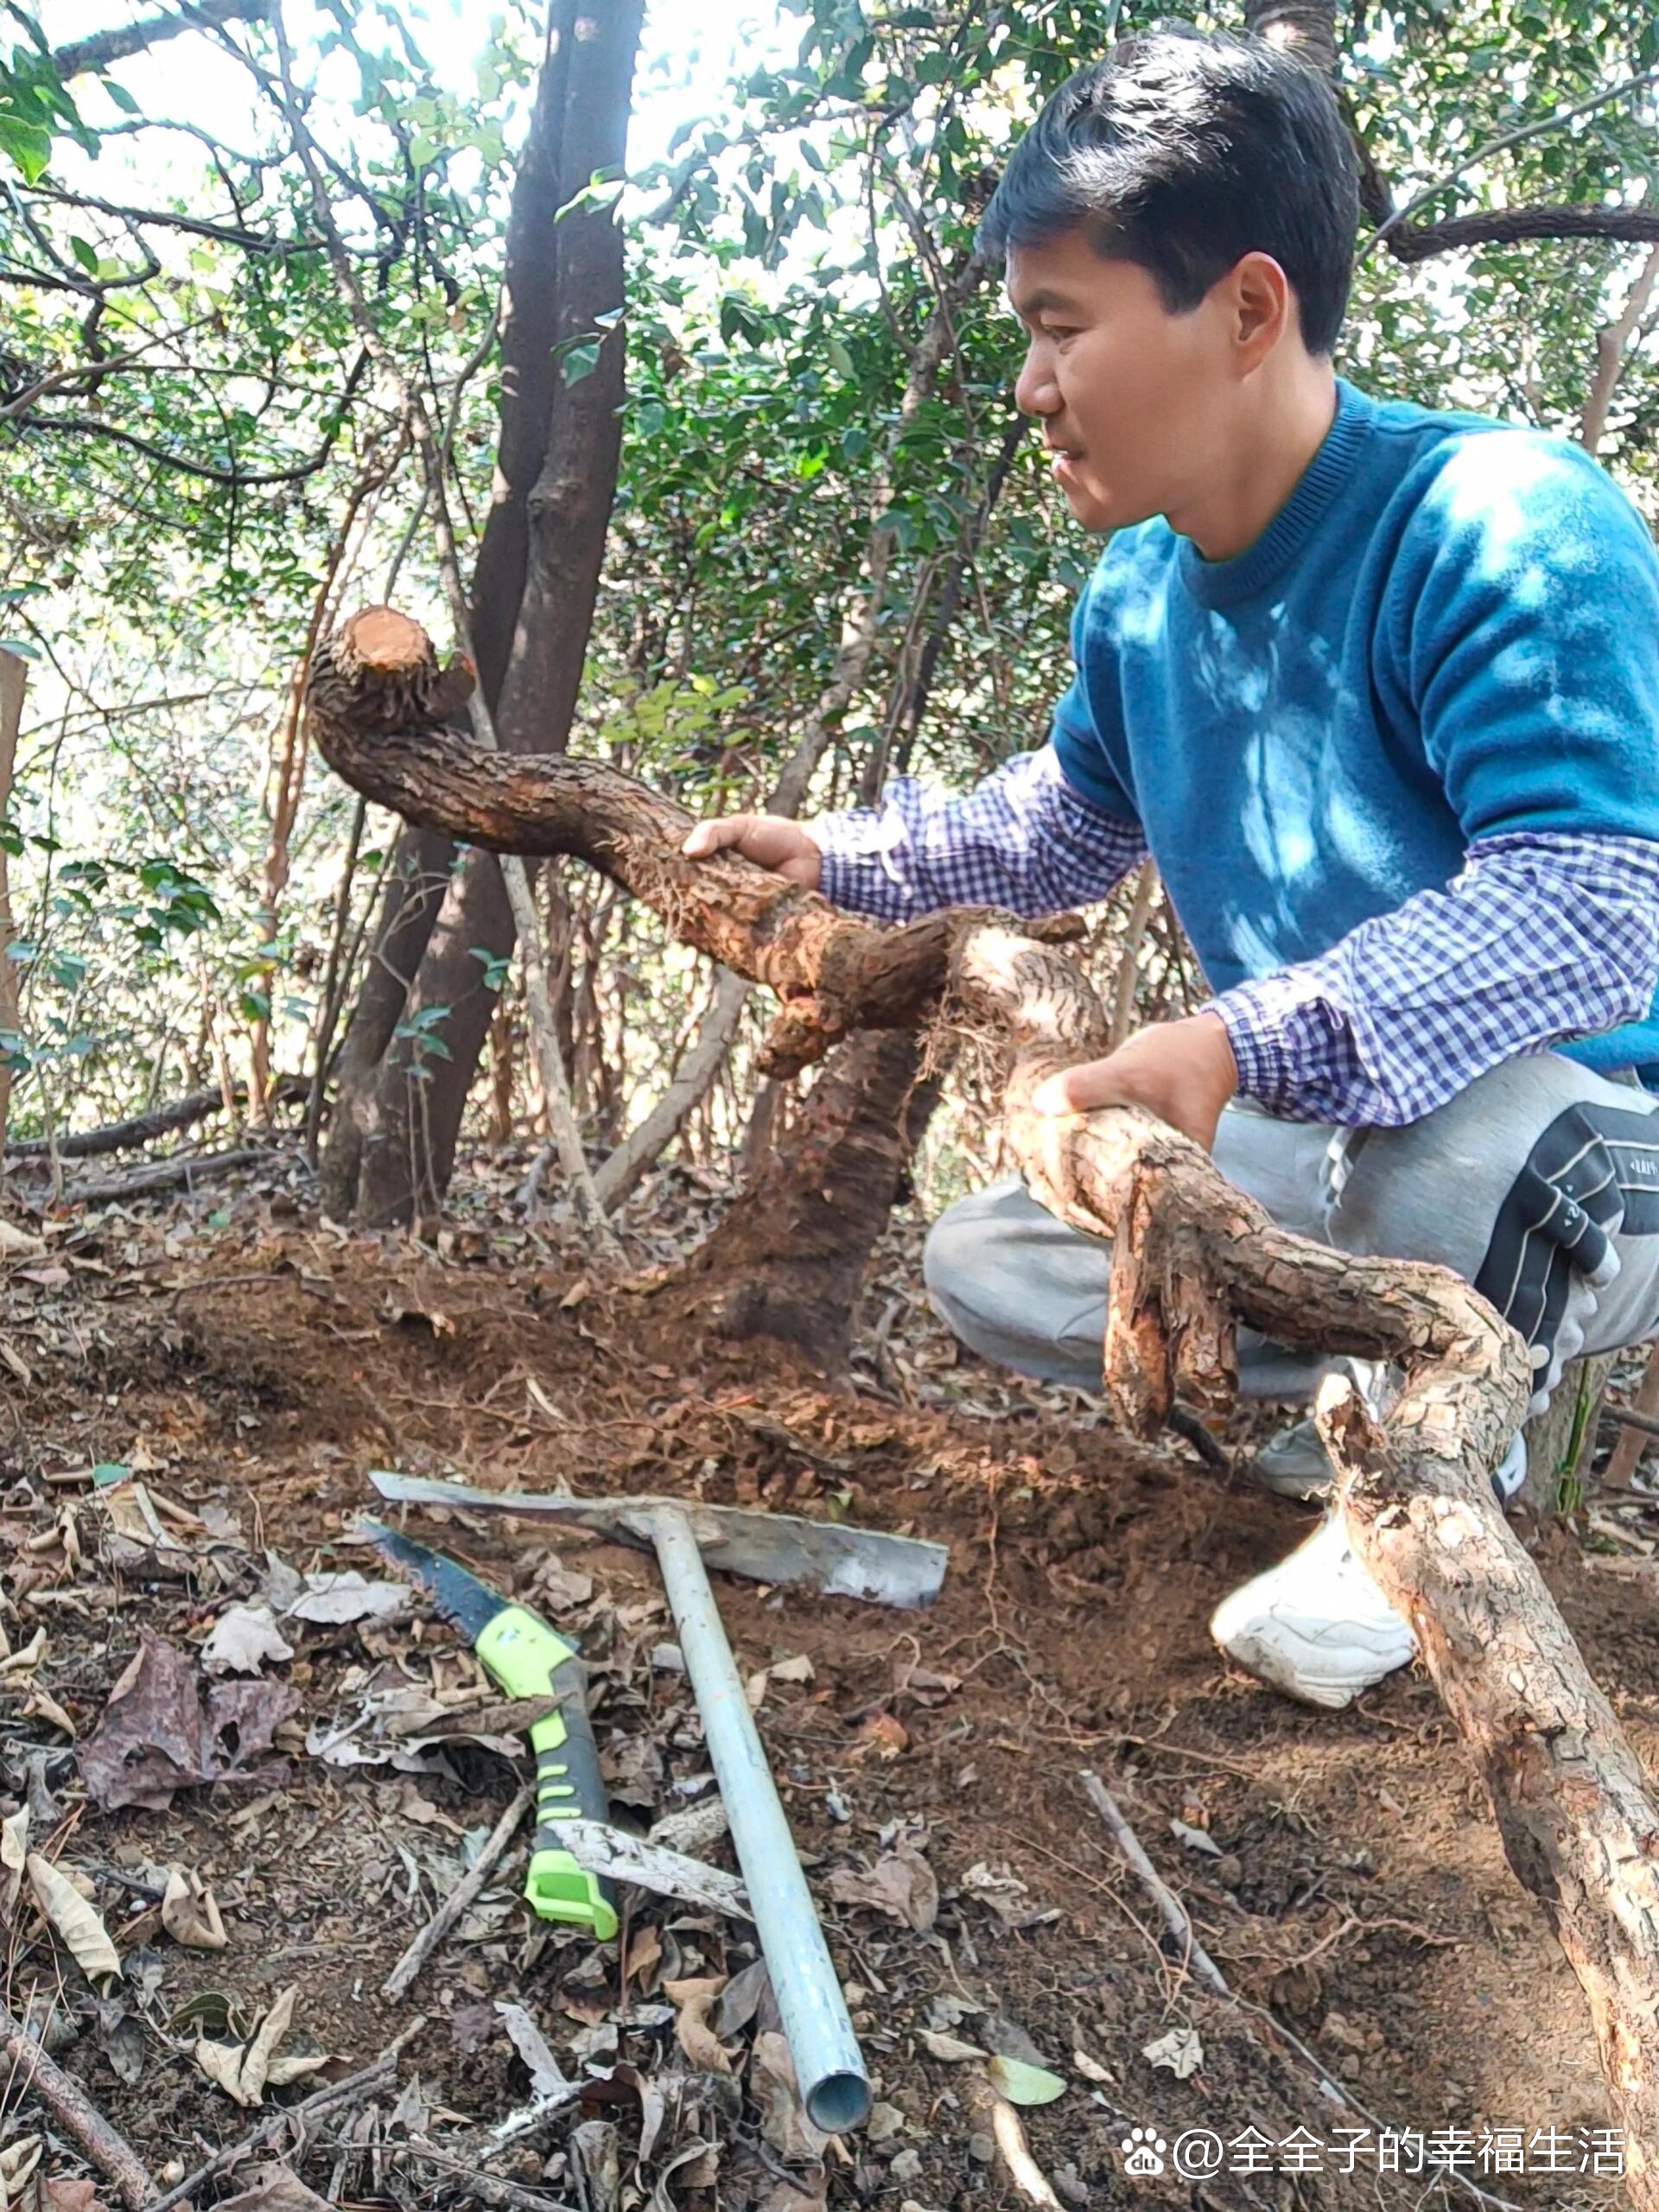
[1014,346,1059,417]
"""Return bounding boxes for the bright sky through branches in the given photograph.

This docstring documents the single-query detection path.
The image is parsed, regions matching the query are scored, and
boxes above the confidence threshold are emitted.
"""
[42,0,791,170]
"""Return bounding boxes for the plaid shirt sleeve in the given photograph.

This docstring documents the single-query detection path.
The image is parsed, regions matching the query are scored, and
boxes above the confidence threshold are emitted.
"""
[811,747,1147,923]
[1212,831,1659,1126]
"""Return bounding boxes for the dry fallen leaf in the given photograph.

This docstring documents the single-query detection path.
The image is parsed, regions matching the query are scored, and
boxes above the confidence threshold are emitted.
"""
[625,1923,664,1993]
[22,1684,75,1738]
[286,1572,408,1626]
[27,1853,120,1986]
[1142,2024,1203,2080]
[664,1974,734,2075]
[162,1867,227,1950]
[0,1626,45,1678]
[43,2179,109,2212]
[714,1955,770,2040]
[80,1633,300,1813]
[825,1840,938,1933]
[1169,1816,1223,1857]
[79,1632,206,1811]
[921,2028,987,2063]
[196,1986,327,2107]
[0,1807,27,1920]
[201,1605,295,1677]
[0,2136,41,2197]
[986,2053,1067,2107]
[750,2031,830,2163]
[213,2167,333,2212]
[495,1999,568,2096]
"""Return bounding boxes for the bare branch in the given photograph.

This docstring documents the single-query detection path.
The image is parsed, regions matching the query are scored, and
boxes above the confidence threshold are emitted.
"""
[12,348,370,486]
[1580,240,1659,454]
[22,181,313,255]
[50,0,268,80]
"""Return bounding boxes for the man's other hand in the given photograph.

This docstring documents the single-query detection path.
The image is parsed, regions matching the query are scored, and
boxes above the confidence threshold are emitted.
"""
[1029,1011,1239,1151]
[681,814,823,889]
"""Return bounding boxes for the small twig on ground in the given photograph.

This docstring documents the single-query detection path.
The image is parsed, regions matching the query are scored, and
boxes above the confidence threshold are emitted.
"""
[1605,1402,1659,1443]
[56,1146,272,1209]
[479,2086,585,2156]
[404,2140,581,2210]
[1079,1770,1232,1998]
[382,1783,532,2000]
[965,2077,1062,2209]
[0,2000,155,2209]
[145,2018,426,2212]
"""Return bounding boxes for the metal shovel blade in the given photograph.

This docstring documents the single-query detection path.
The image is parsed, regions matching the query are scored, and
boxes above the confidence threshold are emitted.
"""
[367,1469,947,1610]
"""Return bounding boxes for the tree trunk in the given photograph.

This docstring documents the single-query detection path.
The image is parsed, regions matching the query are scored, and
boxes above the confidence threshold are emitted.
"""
[251,447,391,1118]
[333,2,643,1227]
[0,649,24,1154]
[680,1031,937,1365]
[320,3,582,1217]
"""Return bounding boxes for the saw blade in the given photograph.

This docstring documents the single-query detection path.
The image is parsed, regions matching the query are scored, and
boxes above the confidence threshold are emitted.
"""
[357,1516,508,1644]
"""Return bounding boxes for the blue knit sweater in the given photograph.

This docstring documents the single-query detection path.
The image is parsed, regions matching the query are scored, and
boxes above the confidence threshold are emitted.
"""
[1049,376,1659,1075]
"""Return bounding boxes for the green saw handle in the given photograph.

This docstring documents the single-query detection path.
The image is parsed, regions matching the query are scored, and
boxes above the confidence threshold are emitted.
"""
[474,1605,617,1941]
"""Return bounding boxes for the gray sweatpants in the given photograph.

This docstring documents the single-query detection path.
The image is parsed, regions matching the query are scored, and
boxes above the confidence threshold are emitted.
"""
[924,1052,1659,1415]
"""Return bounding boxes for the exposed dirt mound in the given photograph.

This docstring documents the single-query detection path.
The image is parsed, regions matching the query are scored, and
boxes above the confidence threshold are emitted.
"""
[1,1173,1654,2208]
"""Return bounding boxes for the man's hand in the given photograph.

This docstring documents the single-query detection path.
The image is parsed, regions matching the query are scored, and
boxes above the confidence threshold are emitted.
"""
[682,813,823,890]
[1029,1011,1239,1151]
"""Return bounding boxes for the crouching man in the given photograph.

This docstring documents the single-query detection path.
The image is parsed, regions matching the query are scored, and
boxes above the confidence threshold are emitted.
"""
[685,27,1659,1709]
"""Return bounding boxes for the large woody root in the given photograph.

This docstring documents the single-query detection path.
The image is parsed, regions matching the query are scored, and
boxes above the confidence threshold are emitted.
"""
[308,608,1659,2203]
[305,607,1080,1080]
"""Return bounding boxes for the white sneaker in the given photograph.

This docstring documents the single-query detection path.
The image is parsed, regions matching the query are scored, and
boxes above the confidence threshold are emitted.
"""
[1211,1435,1527,1710]
[1211,1510,1415,1709]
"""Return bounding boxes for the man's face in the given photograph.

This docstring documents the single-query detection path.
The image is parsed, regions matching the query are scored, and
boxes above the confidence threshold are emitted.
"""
[1007,227,1236,535]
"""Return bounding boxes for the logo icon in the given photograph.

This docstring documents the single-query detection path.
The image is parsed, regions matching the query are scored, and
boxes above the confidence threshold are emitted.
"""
[1121,2126,1169,2177]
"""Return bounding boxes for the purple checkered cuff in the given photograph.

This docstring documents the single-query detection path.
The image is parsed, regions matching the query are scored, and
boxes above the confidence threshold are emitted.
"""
[1213,831,1659,1126]
[1212,976,1370,1122]
[811,748,1146,924]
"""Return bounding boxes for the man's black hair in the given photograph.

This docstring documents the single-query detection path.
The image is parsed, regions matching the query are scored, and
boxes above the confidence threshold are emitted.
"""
[978,27,1359,358]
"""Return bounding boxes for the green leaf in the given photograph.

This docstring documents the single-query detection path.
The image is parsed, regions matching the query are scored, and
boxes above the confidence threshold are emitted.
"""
[561,341,601,386]
[0,115,52,187]
[986,2056,1066,2107]
[100,78,141,115]
[69,234,99,274]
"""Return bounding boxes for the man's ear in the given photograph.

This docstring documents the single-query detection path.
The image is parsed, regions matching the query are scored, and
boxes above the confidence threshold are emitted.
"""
[1226,251,1295,368]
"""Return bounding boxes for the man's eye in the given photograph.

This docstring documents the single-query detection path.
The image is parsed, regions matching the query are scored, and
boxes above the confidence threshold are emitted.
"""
[1041,325,1079,340]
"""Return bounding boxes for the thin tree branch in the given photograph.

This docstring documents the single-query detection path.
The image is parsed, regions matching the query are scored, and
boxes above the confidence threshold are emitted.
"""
[1358,60,1659,260]
[1580,241,1659,453]
[51,0,268,79]
[12,346,370,486]
[22,181,313,255]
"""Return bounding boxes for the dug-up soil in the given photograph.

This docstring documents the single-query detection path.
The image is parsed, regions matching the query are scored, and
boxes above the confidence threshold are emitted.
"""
[3,1152,1657,2212]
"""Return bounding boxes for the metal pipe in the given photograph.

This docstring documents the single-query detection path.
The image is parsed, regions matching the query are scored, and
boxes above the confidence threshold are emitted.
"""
[651,1505,871,2133]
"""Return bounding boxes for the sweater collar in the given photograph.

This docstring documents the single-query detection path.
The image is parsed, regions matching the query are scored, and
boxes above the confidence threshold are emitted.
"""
[1174,376,1375,611]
